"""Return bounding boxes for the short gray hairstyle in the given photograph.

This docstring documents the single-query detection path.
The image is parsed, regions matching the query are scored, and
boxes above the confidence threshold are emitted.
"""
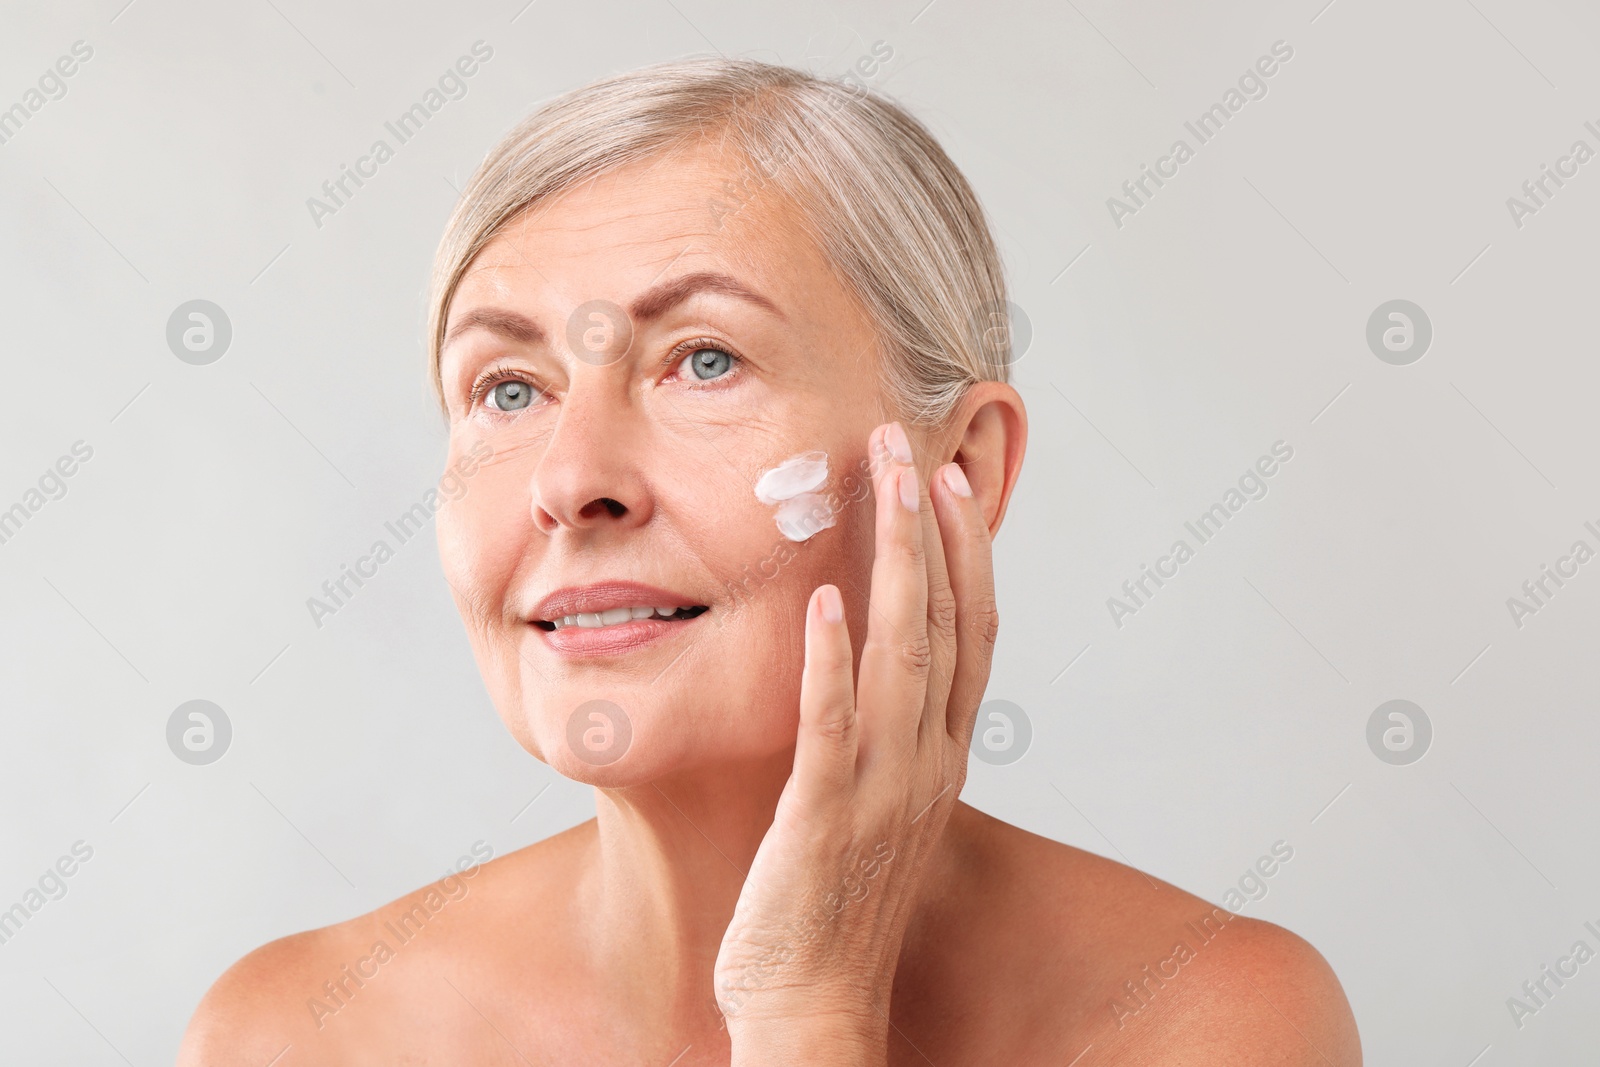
[427,56,1012,427]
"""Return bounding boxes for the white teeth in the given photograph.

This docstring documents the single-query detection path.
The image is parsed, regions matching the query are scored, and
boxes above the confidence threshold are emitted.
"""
[548,605,694,629]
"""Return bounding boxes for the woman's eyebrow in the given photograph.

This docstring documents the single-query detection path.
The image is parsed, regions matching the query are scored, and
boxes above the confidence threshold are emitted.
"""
[443,271,784,353]
[629,271,786,324]
[443,307,546,351]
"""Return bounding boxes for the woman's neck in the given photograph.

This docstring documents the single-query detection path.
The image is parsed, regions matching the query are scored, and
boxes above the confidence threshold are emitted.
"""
[575,752,981,1047]
[585,748,796,1035]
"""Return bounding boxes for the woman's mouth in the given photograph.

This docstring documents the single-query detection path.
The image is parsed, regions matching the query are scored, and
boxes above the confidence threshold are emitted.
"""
[528,581,711,656]
[536,605,710,630]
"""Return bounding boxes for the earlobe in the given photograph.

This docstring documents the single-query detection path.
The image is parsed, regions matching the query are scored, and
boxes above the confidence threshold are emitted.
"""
[949,383,1028,537]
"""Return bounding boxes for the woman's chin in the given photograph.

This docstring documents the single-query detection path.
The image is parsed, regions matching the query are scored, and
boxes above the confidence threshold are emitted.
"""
[544,754,646,788]
[517,703,800,789]
[541,743,696,790]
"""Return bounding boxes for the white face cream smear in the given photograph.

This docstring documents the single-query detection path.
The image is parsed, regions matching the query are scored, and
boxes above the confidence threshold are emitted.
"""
[753,450,836,542]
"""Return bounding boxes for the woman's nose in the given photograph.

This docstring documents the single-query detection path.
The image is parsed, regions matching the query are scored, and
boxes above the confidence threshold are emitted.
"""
[528,385,651,535]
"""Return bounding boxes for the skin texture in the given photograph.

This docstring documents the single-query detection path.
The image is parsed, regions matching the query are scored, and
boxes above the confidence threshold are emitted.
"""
[178,142,1362,1065]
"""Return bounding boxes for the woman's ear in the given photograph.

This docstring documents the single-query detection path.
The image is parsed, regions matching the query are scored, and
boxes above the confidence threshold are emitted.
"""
[946,382,1028,538]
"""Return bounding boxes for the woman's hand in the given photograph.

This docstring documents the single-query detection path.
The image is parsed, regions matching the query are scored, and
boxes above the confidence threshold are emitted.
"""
[713,420,1000,1064]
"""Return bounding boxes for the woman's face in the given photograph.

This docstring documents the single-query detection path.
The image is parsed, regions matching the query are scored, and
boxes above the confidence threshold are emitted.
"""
[435,144,905,783]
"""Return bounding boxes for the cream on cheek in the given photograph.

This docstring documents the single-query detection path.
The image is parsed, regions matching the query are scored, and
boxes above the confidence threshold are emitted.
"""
[753,450,837,542]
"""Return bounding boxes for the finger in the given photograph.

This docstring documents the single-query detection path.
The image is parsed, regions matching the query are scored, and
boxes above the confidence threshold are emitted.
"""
[912,439,959,747]
[930,460,999,748]
[791,583,858,806]
[855,421,931,768]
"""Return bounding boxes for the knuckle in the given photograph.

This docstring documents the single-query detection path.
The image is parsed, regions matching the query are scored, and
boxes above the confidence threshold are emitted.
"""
[928,590,959,633]
[900,534,927,569]
[811,704,857,745]
[967,599,1001,650]
[898,632,934,672]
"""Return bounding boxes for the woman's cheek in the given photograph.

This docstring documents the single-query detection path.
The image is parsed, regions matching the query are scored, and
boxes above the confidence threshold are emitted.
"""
[435,448,533,627]
[731,454,876,632]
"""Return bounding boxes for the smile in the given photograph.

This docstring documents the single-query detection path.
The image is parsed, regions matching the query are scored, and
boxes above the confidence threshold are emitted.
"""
[540,605,709,630]
[528,581,712,655]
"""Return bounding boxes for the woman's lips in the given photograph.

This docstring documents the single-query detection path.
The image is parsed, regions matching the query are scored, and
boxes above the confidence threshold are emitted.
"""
[531,580,705,624]
[535,610,707,656]
[529,580,710,656]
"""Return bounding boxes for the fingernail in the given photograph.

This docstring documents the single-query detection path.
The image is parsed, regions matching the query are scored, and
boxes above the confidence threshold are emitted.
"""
[942,463,972,497]
[819,584,843,624]
[898,466,919,512]
[868,426,893,474]
[886,421,914,465]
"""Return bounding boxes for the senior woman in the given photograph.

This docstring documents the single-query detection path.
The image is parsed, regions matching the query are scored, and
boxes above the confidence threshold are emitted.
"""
[180,58,1359,1065]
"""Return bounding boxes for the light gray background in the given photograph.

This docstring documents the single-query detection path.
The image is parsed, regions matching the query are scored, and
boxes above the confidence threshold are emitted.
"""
[2,0,1597,1062]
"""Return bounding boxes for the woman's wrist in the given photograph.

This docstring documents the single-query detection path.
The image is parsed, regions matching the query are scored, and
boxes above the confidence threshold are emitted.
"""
[726,1004,890,1067]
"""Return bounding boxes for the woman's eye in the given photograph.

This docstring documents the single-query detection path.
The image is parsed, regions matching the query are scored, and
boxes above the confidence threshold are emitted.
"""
[678,346,735,382]
[486,379,536,411]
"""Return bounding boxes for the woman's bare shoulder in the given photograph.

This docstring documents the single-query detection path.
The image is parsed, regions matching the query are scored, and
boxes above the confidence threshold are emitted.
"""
[942,804,1361,1065]
[177,820,595,1066]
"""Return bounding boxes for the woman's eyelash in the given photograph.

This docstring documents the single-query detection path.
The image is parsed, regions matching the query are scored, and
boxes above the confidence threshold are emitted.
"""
[665,337,744,382]
[468,338,743,411]
[468,362,540,408]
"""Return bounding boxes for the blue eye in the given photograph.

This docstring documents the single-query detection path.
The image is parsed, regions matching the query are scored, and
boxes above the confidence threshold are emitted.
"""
[682,346,734,381]
[487,379,535,411]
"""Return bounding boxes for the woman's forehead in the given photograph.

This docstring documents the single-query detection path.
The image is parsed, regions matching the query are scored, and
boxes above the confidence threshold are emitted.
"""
[451,154,848,326]
[490,152,805,254]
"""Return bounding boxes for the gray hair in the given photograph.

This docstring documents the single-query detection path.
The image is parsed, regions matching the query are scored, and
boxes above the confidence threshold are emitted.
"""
[427,55,1012,427]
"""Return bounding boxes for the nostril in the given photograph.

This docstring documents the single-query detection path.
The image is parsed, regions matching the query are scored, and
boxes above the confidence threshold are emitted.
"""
[535,494,631,529]
[576,497,626,520]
